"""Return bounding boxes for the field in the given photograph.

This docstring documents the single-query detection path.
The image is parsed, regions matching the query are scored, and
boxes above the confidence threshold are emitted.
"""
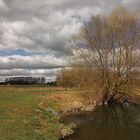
[1,85,139,140]
[0,86,99,140]
[0,86,67,140]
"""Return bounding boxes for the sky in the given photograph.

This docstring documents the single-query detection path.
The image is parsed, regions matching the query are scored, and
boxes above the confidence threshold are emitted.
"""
[0,0,140,81]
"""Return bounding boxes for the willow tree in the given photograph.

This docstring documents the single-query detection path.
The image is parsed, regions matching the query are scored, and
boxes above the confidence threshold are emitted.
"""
[78,7,140,105]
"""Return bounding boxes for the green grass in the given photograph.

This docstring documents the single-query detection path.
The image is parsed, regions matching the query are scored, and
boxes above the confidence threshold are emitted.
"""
[0,86,64,140]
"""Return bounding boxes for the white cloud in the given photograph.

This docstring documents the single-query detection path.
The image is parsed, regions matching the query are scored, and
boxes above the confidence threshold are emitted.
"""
[0,55,67,70]
[0,0,139,80]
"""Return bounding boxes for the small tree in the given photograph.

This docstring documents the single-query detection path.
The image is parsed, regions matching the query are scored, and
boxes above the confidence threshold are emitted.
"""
[77,7,140,104]
[57,66,96,89]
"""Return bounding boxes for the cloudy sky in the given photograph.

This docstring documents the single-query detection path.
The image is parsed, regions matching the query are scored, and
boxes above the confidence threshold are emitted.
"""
[0,0,139,81]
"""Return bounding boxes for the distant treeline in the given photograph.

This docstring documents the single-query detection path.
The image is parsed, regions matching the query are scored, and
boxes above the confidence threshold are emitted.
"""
[0,77,46,85]
[0,77,57,86]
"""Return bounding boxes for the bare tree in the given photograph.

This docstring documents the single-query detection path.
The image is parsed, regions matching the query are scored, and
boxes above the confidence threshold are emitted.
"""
[57,66,96,89]
[76,7,140,105]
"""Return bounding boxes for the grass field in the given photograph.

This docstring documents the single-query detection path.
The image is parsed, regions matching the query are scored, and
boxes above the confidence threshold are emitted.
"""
[0,86,65,140]
[0,85,139,140]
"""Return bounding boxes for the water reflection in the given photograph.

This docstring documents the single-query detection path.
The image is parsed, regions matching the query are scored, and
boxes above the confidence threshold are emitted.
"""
[62,104,140,140]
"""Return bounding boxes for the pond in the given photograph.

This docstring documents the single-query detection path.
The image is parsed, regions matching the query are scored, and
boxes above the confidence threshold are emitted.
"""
[62,103,140,140]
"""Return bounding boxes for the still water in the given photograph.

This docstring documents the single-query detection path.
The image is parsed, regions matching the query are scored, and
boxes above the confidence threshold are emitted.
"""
[62,104,140,140]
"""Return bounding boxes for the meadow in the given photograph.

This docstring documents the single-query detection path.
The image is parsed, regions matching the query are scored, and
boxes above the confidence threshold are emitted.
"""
[0,85,139,140]
[0,86,65,140]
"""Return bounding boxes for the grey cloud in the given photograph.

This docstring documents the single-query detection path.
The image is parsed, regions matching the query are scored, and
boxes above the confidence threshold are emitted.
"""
[0,55,67,70]
[0,0,139,57]
[122,0,140,10]
[0,0,139,80]
[0,0,9,11]
[0,69,27,76]
[0,13,76,56]
[0,69,57,76]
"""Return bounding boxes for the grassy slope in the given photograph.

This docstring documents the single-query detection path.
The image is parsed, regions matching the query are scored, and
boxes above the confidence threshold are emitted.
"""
[0,86,64,140]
